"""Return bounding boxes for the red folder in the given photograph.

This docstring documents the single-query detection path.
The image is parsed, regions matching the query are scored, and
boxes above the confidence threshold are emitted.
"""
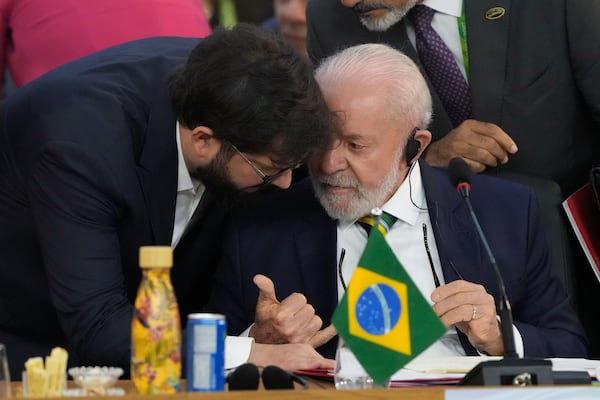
[562,183,600,283]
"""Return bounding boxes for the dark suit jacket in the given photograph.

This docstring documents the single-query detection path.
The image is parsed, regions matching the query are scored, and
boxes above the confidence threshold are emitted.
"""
[206,163,587,359]
[0,37,227,377]
[306,0,600,196]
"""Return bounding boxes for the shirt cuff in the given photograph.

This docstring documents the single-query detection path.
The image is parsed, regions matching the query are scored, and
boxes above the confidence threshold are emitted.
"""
[239,325,252,337]
[225,336,254,370]
[513,324,524,358]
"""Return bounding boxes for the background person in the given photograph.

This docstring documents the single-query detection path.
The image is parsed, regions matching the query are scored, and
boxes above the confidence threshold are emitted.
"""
[306,0,600,196]
[0,0,213,98]
[262,0,308,58]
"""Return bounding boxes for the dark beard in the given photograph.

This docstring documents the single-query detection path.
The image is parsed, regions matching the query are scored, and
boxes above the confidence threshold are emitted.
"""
[191,153,252,209]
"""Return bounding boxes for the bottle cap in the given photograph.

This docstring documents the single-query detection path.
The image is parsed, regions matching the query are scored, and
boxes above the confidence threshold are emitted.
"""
[139,246,173,269]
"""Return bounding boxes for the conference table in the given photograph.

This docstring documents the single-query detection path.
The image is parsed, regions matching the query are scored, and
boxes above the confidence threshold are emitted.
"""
[7,378,447,399]
[7,378,600,400]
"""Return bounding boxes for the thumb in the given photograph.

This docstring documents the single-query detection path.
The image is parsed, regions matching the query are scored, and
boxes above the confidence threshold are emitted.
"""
[309,324,337,349]
[253,274,279,305]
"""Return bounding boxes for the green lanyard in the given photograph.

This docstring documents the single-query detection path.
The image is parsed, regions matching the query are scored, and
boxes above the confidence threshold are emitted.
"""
[219,0,238,28]
[457,3,469,83]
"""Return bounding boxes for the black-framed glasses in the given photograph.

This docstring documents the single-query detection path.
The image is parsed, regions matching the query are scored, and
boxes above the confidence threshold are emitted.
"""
[230,143,300,187]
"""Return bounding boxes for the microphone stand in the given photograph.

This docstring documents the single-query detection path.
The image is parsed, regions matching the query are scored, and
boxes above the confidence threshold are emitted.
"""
[457,186,554,386]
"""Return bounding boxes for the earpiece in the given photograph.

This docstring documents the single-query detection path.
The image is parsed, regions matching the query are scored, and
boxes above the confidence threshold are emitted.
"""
[405,128,420,166]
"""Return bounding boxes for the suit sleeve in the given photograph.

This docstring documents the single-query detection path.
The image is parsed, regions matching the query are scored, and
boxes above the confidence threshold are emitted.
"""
[27,137,132,369]
[511,190,588,357]
[305,0,327,66]
[567,0,600,126]
[204,216,257,336]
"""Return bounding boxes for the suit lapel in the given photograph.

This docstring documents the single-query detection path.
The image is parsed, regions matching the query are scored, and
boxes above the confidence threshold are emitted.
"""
[421,163,487,285]
[466,0,511,122]
[421,163,483,355]
[292,201,339,357]
[136,87,178,245]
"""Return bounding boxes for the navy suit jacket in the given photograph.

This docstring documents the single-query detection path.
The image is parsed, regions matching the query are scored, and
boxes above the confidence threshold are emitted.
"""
[0,37,227,377]
[207,163,587,359]
[306,0,600,195]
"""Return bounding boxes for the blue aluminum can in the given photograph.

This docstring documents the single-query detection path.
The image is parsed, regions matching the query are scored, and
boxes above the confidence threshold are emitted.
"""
[186,313,226,392]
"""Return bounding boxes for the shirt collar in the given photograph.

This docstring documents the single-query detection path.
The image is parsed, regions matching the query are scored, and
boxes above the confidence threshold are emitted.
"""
[338,161,427,230]
[176,122,202,194]
[382,160,426,226]
[423,0,463,17]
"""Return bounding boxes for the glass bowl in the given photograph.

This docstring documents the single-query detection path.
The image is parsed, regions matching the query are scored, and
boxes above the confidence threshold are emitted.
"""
[67,366,124,395]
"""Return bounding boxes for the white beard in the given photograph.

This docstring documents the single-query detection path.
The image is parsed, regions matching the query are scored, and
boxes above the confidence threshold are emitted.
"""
[311,156,403,221]
[357,0,419,32]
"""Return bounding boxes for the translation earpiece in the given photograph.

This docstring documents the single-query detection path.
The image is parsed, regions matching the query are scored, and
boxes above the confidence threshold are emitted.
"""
[405,128,421,166]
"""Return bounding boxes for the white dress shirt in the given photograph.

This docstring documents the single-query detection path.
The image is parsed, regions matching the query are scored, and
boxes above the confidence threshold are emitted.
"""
[172,123,205,248]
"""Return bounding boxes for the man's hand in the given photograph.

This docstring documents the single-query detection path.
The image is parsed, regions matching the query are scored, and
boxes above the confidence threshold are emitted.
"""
[248,342,336,371]
[249,274,334,346]
[431,280,504,355]
[424,120,518,172]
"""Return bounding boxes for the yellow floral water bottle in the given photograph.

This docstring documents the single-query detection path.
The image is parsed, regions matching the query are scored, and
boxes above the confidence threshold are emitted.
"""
[131,246,181,394]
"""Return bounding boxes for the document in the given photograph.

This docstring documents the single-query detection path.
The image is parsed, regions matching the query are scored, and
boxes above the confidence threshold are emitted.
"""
[297,357,600,387]
[446,387,600,400]
[563,182,600,283]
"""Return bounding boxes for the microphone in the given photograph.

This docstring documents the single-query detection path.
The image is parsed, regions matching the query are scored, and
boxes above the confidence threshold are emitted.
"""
[262,366,308,390]
[226,363,309,391]
[448,157,517,358]
[448,156,472,197]
[227,363,259,390]
[448,157,554,386]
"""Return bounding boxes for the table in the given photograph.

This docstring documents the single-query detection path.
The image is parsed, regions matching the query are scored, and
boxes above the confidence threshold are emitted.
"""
[7,378,448,399]
[8,379,600,399]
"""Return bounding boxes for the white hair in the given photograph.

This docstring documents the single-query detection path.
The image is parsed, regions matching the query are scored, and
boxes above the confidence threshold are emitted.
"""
[315,43,432,129]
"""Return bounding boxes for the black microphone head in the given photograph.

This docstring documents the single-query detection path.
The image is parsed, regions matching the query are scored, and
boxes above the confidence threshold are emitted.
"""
[448,157,473,187]
[262,365,295,390]
[227,363,259,391]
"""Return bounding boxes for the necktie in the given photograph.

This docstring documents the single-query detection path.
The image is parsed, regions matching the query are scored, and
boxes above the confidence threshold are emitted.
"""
[408,5,472,127]
[357,212,398,236]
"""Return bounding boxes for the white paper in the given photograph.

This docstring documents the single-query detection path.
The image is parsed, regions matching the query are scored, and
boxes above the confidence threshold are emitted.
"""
[445,387,600,400]
[391,356,600,384]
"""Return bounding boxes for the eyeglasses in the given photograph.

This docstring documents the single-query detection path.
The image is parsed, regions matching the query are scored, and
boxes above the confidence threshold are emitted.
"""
[230,143,300,188]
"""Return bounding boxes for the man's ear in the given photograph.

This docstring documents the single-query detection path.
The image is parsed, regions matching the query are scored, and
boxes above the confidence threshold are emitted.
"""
[188,126,220,162]
[413,129,432,159]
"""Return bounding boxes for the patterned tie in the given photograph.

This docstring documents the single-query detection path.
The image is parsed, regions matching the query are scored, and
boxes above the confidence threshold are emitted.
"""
[357,212,398,237]
[408,5,472,127]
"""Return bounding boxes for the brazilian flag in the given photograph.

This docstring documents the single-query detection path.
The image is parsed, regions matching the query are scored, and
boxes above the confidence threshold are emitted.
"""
[332,222,446,385]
